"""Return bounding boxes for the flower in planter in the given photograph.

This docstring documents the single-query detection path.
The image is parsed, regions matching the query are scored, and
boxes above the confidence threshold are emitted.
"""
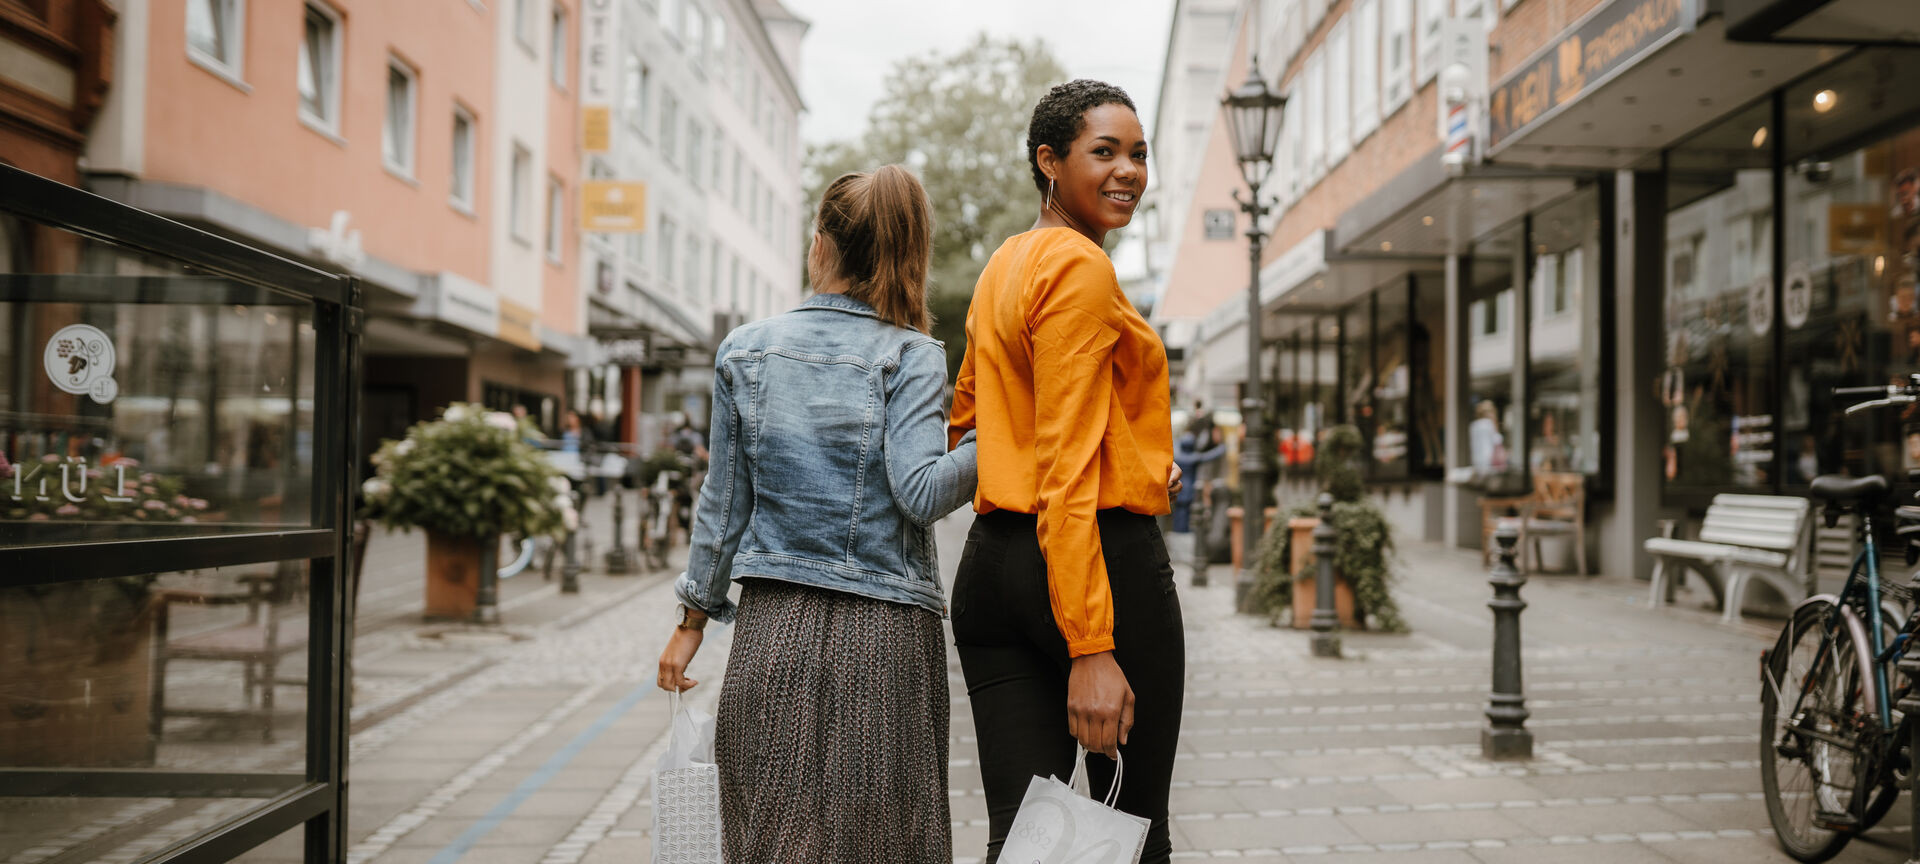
[359,403,574,541]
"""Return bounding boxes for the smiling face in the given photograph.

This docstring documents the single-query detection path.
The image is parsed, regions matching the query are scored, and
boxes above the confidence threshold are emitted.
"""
[1037,103,1148,242]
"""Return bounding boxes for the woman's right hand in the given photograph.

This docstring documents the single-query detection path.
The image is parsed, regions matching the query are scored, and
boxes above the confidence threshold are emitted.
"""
[658,626,704,692]
[1067,651,1135,758]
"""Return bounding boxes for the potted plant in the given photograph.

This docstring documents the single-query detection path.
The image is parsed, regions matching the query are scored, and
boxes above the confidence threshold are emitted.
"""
[1248,425,1407,632]
[360,404,576,621]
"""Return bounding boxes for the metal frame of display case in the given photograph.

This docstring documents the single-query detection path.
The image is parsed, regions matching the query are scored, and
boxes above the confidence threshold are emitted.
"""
[0,163,360,864]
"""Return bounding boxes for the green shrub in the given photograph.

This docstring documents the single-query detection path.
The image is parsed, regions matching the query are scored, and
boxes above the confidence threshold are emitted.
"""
[360,403,575,540]
[1247,424,1407,632]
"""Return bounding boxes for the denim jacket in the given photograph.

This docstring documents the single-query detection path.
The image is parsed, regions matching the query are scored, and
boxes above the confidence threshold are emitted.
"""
[675,293,979,621]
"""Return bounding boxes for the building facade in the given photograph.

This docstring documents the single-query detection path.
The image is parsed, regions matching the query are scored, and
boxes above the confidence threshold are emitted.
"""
[574,0,805,452]
[1164,0,1920,593]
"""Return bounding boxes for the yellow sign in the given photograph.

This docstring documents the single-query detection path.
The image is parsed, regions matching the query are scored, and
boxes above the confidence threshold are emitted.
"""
[583,106,611,153]
[498,298,541,352]
[581,181,646,233]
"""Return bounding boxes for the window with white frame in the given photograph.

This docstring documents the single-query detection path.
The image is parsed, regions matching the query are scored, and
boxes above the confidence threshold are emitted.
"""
[515,0,536,50]
[1327,20,1350,166]
[1286,80,1306,197]
[750,75,762,130]
[1352,0,1380,142]
[732,43,747,105]
[298,2,342,132]
[1458,0,1485,18]
[1304,50,1326,177]
[686,6,706,64]
[712,129,725,192]
[1418,0,1446,84]
[383,58,418,177]
[661,93,680,164]
[749,170,760,229]
[731,148,743,210]
[688,122,704,189]
[511,144,532,242]
[761,187,772,243]
[625,55,648,131]
[187,0,244,80]
[661,0,682,41]
[451,107,476,210]
[550,5,568,88]
[1384,0,1413,111]
[660,217,678,283]
[709,242,721,302]
[685,233,700,298]
[710,15,727,84]
[546,177,564,263]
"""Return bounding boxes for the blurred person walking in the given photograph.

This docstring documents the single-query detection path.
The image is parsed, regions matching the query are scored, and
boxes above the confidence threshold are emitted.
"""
[948,79,1184,863]
[657,165,978,863]
[1171,414,1227,534]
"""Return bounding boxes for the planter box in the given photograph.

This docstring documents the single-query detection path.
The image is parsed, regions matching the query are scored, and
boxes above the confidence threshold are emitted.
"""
[1286,517,1361,630]
[0,581,158,767]
[424,531,484,621]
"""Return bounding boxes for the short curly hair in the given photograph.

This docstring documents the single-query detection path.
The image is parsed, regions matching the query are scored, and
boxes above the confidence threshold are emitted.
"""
[1026,79,1138,196]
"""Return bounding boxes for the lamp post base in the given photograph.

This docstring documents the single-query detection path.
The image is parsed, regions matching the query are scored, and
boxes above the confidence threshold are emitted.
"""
[1481,725,1534,761]
[1311,632,1341,658]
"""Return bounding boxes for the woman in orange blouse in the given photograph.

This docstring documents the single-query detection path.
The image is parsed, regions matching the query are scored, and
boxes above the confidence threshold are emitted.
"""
[947,79,1182,864]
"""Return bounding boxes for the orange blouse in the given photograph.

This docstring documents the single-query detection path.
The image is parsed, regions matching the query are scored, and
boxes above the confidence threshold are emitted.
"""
[948,227,1173,657]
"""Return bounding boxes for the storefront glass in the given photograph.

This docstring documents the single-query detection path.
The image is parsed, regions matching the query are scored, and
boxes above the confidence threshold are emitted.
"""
[1781,50,1920,487]
[1527,189,1604,478]
[1663,100,1776,492]
[1412,272,1447,476]
[1467,235,1519,487]
[1372,280,1411,475]
[1342,301,1371,446]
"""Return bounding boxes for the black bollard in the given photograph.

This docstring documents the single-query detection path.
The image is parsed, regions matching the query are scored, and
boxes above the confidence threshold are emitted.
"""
[604,489,633,575]
[474,534,501,625]
[560,488,583,594]
[1482,523,1533,760]
[1310,492,1341,658]
[1191,480,1211,587]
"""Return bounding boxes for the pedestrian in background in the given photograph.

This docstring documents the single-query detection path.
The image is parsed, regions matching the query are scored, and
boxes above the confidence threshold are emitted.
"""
[657,165,978,863]
[948,79,1184,864]
[1171,414,1226,534]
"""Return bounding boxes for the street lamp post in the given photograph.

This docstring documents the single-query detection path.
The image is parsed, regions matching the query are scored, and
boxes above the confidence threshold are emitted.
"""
[1220,60,1286,612]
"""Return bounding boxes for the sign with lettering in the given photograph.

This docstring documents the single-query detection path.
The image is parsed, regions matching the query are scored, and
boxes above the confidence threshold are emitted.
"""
[580,0,619,153]
[1203,209,1236,240]
[582,181,646,232]
[596,330,650,366]
[498,298,542,352]
[1486,0,1693,152]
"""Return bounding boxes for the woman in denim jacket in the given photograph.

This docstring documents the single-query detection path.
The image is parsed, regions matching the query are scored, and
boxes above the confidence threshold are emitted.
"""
[656,165,977,862]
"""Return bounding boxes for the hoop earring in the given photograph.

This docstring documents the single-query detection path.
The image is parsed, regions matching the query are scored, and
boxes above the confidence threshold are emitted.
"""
[1046,177,1056,208]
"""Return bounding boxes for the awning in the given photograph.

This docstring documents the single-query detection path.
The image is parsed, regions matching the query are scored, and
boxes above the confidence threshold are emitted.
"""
[1727,0,1920,45]
[1334,146,1581,258]
[1483,2,1831,170]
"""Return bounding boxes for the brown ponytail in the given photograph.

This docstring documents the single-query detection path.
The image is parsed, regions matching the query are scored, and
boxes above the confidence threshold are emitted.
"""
[812,164,934,334]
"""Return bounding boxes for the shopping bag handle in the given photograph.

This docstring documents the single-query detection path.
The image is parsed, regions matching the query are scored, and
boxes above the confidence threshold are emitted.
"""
[1067,745,1124,809]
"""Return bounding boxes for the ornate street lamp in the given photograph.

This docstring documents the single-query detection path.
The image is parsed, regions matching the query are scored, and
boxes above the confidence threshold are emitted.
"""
[1220,62,1286,612]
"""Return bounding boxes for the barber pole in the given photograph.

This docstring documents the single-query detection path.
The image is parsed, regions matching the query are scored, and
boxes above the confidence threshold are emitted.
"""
[1445,100,1471,164]
[1441,62,1473,167]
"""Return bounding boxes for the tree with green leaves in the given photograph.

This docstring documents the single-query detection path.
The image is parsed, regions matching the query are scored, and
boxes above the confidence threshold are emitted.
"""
[803,34,1067,378]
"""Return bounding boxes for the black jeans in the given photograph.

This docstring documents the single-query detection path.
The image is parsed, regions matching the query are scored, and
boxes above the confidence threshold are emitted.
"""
[952,508,1185,864]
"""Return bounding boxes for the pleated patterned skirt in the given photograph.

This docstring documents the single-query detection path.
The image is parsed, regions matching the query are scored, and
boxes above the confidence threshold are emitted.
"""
[714,578,951,863]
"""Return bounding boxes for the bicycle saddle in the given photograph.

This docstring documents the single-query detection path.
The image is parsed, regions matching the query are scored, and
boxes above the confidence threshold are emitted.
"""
[1810,474,1889,502]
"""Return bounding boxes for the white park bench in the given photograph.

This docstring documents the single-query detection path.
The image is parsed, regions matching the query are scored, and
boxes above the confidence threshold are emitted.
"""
[1645,494,1812,623]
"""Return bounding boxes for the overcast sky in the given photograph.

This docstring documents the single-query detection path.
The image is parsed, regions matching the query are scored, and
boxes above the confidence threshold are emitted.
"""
[784,0,1179,147]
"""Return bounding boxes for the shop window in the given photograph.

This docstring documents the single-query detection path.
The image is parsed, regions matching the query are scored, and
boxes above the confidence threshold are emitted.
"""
[1663,101,1777,493]
[1781,50,1920,488]
[1412,271,1447,474]
[1341,302,1371,446]
[1373,280,1411,476]
[1528,190,1603,477]
[1467,243,1518,489]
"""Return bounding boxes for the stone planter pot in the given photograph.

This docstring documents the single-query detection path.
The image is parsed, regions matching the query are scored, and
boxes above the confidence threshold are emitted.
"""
[0,580,158,767]
[424,531,484,621]
[1286,517,1361,630]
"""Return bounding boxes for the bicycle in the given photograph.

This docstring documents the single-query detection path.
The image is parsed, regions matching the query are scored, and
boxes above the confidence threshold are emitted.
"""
[1760,373,1920,861]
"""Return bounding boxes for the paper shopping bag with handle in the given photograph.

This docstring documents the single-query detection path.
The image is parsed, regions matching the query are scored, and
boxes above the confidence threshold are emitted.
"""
[999,747,1148,864]
[651,689,723,864]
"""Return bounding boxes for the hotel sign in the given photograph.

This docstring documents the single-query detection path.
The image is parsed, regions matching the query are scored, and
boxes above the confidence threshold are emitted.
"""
[1486,0,1693,152]
[581,181,646,232]
[580,0,619,153]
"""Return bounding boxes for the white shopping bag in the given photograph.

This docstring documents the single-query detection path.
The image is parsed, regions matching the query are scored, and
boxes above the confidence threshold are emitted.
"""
[651,689,723,864]
[999,747,1148,864]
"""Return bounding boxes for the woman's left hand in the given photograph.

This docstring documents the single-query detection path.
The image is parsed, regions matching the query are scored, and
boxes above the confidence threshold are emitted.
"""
[1166,463,1183,500]
[658,626,704,692]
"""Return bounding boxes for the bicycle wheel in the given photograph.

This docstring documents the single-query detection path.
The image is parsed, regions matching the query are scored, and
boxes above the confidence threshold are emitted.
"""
[1761,598,1871,862]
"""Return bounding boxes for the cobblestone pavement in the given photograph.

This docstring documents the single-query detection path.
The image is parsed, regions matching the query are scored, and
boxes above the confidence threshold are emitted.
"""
[62,496,1915,863]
